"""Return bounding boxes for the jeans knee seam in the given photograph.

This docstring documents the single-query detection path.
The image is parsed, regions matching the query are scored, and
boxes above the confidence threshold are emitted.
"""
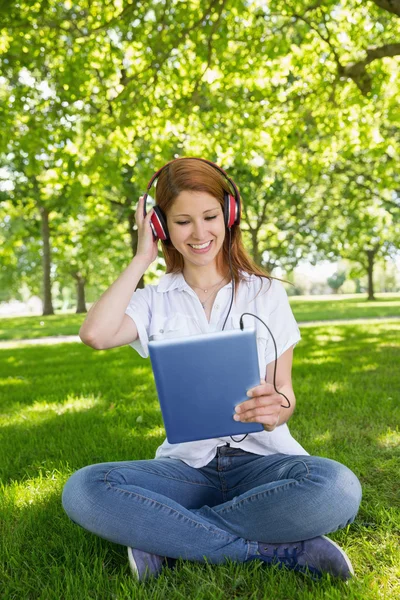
[227,459,311,496]
[105,482,237,543]
[104,466,217,490]
[216,469,311,516]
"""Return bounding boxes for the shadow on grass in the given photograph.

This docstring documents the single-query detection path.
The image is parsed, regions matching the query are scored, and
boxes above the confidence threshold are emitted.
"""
[290,295,400,322]
[0,313,85,341]
[1,323,399,506]
[0,400,166,484]
[0,342,155,413]
[1,323,399,599]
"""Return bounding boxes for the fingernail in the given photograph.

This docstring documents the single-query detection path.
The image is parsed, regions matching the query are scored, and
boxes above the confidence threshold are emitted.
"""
[233,414,240,421]
[246,391,252,397]
[235,406,240,413]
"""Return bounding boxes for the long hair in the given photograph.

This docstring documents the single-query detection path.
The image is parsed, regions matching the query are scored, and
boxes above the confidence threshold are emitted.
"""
[154,157,273,296]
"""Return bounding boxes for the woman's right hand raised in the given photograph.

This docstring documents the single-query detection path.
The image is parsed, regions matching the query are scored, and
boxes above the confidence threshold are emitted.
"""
[134,196,159,265]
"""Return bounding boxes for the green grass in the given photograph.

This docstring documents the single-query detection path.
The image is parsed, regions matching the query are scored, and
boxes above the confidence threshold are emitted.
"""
[289,293,400,322]
[1,293,400,341]
[0,313,84,341]
[0,318,399,599]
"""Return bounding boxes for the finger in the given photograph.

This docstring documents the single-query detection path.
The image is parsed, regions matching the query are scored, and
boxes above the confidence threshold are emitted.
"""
[236,396,280,414]
[235,397,265,415]
[233,407,263,421]
[242,409,281,426]
[235,410,278,426]
[136,198,154,226]
[246,382,274,398]
[135,196,144,220]
[236,404,278,420]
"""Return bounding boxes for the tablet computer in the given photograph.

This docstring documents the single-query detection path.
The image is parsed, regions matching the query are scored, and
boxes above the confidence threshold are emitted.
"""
[148,328,263,443]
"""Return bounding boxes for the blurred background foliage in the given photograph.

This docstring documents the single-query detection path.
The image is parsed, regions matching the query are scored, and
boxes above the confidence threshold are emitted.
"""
[0,0,399,313]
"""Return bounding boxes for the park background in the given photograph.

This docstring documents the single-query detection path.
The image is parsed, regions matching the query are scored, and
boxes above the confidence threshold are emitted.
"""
[0,1,399,599]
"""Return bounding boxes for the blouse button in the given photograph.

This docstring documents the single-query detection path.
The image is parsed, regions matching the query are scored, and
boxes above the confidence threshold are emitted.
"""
[159,329,164,333]
[215,304,220,310]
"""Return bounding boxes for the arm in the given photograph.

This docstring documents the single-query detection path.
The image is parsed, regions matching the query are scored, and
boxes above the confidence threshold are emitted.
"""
[233,345,296,431]
[79,196,157,350]
[79,256,150,350]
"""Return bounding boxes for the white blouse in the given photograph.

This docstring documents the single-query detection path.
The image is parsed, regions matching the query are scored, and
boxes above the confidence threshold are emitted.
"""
[125,270,309,468]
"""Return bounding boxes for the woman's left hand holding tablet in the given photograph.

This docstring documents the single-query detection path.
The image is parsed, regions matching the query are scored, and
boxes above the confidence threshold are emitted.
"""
[233,380,282,432]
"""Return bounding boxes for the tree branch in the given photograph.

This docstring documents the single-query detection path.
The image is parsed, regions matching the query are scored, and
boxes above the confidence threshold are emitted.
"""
[292,12,343,69]
[340,43,400,94]
[370,0,400,17]
[115,0,228,103]
[189,0,228,104]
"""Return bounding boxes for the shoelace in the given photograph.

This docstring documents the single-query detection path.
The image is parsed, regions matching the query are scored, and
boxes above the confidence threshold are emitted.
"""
[271,546,299,567]
[264,545,322,580]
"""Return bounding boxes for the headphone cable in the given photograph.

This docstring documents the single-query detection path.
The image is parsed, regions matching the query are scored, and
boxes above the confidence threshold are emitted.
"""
[222,228,290,444]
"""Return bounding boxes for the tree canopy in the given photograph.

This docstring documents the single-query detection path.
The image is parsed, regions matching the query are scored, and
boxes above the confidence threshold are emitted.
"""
[1,0,399,311]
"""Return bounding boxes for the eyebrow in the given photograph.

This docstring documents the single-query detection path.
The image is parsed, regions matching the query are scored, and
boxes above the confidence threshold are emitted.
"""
[171,208,220,217]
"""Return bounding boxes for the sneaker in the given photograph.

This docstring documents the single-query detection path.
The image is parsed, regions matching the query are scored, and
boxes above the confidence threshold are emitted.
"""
[127,547,166,581]
[248,535,354,580]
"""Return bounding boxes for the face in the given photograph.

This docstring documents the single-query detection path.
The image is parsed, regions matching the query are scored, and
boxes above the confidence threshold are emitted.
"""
[167,190,226,268]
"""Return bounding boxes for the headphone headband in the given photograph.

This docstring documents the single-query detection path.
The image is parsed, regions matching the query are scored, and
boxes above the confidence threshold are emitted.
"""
[144,157,241,205]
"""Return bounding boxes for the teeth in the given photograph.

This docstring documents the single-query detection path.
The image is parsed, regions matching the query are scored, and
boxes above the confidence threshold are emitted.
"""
[190,241,211,249]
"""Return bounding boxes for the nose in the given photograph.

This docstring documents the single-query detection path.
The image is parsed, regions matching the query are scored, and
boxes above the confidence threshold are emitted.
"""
[192,219,207,240]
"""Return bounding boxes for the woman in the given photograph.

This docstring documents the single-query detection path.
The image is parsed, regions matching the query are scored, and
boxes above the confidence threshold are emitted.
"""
[62,157,362,582]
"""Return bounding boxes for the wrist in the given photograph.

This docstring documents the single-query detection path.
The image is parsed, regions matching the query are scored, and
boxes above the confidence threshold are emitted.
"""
[132,254,152,270]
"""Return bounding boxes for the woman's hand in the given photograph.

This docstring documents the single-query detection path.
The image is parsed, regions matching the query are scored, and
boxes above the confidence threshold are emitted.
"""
[135,196,159,265]
[233,379,282,432]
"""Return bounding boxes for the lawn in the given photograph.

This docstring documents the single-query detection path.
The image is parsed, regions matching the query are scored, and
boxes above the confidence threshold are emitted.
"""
[289,292,400,322]
[0,315,399,599]
[1,292,400,341]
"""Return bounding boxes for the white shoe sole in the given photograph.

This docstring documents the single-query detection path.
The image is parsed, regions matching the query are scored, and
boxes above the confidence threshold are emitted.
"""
[127,547,140,579]
[321,535,355,576]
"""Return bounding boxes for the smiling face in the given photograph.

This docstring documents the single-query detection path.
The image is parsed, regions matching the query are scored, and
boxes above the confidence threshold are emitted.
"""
[166,190,226,270]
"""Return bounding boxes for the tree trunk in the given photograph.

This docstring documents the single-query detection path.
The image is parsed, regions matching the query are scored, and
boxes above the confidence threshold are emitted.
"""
[250,229,262,267]
[75,276,87,313]
[39,204,54,315]
[128,209,145,289]
[366,249,376,301]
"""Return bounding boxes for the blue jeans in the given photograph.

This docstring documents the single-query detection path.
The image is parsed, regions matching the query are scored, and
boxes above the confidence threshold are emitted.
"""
[62,446,362,564]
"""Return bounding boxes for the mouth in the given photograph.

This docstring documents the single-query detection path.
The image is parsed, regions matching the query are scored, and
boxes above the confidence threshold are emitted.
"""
[188,240,213,253]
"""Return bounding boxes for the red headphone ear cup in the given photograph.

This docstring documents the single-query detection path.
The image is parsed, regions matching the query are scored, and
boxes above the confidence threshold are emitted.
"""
[229,194,238,228]
[223,191,239,228]
[151,206,169,241]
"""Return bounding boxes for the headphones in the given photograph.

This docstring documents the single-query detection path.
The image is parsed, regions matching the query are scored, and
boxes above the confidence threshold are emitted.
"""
[142,157,242,241]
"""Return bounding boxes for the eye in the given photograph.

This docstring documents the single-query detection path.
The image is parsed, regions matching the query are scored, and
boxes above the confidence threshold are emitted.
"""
[175,215,218,225]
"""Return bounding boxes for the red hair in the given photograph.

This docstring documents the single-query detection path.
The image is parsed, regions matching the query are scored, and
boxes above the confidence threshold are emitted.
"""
[154,158,274,297]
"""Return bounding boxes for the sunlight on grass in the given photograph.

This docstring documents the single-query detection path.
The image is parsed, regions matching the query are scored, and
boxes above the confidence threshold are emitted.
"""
[131,365,152,376]
[1,395,100,426]
[314,333,345,343]
[145,426,165,439]
[313,431,332,443]
[4,356,23,365]
[301,356,340,366]
[322,381,346,393]
[8,473,61,508]
[350,362,379,373]
[0,376,29,387]
[376,429,400,449]
[1,320,399,599]
[290,293,400,303]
